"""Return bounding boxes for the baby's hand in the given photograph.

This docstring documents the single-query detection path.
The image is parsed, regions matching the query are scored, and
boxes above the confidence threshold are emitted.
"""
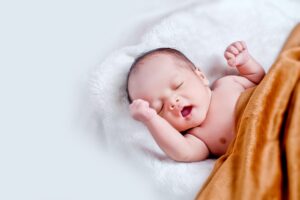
[129,99,157,123]
[224,41,250,68]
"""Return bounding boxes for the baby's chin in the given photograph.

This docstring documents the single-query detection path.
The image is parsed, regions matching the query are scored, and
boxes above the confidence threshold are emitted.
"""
[176,110,208,131]
[178,122,203,132]
[174,118,205,132]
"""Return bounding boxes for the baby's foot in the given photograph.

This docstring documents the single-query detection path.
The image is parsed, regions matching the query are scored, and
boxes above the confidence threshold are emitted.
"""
[224,41,250,68]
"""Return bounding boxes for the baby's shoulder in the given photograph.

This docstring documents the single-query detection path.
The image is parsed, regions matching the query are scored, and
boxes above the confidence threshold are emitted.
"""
[212,75,256,90]
[211,75,240,89]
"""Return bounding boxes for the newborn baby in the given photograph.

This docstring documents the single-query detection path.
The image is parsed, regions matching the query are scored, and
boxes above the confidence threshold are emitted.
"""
[126,41,265,162]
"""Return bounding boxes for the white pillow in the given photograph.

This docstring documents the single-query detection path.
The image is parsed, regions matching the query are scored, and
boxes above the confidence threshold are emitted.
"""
[91,0,300,199]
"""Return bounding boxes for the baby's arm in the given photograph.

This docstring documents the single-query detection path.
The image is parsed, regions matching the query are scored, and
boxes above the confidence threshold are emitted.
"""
[224,41,265,84]
[130,99,209,162]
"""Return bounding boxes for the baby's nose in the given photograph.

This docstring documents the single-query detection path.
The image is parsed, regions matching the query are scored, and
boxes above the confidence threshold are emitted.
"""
[169,97,180,110]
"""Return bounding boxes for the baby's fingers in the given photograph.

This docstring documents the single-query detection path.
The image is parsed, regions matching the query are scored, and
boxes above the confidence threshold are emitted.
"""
[224,51,236,67]
[224,51,234,60]
[233,42,243,51]
[226,45,239,55]
[129,99,156,122]
[132,99,149,106]
[130,99,147,110]
[227,58,236,67]
[241,41,247,50]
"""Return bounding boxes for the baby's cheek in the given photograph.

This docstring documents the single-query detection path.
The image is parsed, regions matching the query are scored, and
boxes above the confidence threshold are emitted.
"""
[160,113,184,130]
[169,118,185,131]
[160,113,172,123]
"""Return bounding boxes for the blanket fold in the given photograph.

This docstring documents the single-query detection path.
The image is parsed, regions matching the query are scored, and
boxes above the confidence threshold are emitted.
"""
[196,23,300,200]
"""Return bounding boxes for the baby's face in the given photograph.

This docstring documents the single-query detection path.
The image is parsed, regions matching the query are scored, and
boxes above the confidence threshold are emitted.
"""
[128,53,212,132]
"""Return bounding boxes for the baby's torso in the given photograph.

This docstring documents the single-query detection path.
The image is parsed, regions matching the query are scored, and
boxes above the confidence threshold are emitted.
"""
[188,76,246,156]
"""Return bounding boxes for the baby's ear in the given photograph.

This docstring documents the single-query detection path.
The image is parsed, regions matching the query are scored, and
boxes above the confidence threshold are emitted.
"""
[194,68,209,86]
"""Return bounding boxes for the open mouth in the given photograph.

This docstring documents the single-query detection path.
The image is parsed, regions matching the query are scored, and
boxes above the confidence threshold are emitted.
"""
[181,106,193,117]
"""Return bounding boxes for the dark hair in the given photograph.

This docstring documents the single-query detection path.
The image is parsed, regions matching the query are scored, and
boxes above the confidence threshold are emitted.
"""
[126,48,195,103]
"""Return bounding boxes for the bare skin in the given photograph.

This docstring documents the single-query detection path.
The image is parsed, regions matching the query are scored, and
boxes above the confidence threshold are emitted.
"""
[128,41,265,162]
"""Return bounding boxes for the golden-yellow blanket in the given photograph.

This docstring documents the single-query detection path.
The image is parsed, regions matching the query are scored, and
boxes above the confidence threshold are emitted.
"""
[196,24,300,200]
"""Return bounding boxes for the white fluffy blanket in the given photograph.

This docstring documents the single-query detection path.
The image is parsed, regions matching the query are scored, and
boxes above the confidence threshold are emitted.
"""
[91,0,300,199]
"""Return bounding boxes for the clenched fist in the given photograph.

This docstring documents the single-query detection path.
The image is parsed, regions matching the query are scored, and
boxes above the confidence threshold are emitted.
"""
[129,99,157,123]
[224,41,250,68]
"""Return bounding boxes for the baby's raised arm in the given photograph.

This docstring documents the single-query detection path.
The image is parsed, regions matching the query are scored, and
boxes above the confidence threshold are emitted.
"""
[130,99,209,162]
[224,41,265,84]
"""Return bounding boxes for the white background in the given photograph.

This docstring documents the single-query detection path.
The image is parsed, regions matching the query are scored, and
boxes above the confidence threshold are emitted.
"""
[0,0,190,199]
[2,0,300,199]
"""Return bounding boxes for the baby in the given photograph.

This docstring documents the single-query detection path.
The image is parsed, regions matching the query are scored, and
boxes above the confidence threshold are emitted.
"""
[126,41,265,162]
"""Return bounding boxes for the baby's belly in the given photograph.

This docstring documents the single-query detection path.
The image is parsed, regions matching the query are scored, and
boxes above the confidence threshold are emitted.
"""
[205,131,235,156]
[192,89,242,156]
[190,118,236,156]
[190,130,235,156]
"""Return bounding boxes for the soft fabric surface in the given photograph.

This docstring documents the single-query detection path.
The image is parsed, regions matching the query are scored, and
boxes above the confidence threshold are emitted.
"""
[196,23,300,200]
[91,0,300,199]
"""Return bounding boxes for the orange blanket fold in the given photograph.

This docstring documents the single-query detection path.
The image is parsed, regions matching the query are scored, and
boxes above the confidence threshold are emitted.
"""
[196,24,300,200]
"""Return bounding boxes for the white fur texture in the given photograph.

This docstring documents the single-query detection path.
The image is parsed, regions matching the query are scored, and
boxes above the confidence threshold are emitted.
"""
[91,0,300,199]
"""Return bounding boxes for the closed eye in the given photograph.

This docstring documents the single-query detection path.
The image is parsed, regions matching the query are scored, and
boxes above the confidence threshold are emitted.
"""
[175,82,184,89]
[158,82,183,114]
